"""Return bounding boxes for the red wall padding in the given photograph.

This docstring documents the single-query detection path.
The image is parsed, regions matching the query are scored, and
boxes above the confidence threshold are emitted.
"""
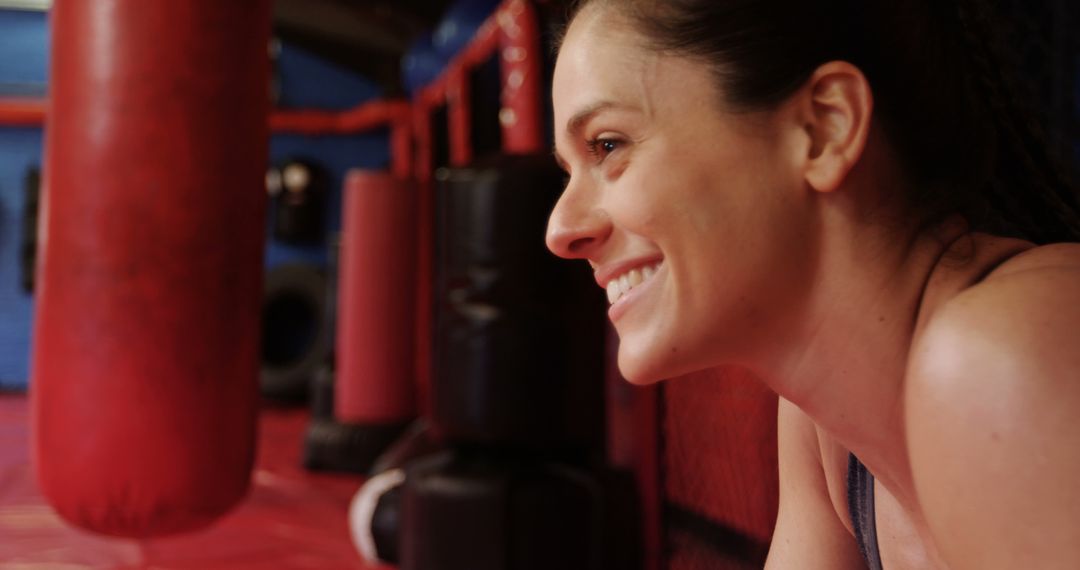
[662,369,779,569]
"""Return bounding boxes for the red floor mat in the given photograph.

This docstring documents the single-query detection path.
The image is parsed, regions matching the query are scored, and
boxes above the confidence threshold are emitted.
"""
[0,394,388,569]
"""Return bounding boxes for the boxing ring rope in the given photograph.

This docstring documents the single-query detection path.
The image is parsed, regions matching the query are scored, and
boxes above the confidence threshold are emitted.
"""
[0,98,46,126]
[270,102,413,178]
[0,98,414,177]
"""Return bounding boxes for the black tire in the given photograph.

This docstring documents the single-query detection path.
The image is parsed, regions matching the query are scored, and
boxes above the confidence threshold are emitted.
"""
[260,263,330,402]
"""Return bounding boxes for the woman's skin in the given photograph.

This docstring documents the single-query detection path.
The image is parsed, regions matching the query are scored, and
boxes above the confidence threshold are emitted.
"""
[546,5,1080,569]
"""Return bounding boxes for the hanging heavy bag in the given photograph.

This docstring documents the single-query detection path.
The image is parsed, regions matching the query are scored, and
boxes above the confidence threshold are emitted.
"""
[31,0,271,537]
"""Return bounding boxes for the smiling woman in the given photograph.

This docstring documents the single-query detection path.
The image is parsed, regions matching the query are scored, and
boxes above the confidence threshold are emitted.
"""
[546,1,1080,569]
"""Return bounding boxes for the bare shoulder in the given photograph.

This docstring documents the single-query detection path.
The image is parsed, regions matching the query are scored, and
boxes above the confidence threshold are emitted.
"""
[989,241,1080,275]
[905,242,1080,569]
[912,241,1080,386]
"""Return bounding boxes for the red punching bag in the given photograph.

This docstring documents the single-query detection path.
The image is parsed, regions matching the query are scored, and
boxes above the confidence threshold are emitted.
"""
[336,171,417,425]
[31,0,271,537]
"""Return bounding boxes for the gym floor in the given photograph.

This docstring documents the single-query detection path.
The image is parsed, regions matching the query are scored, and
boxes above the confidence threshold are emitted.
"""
[0,394,382,569]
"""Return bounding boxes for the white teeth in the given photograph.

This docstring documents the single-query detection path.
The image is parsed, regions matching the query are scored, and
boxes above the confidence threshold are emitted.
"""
[605,262,662,306]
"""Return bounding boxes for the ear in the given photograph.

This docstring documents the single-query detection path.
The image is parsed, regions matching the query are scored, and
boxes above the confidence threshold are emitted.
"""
[793,61,873,193]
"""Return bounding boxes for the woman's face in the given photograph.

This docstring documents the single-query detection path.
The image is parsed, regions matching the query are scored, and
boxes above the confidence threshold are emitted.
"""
[547,6,819,384]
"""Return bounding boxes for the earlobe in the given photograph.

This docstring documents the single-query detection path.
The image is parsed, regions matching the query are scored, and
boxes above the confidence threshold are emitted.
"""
[798,62,874,193]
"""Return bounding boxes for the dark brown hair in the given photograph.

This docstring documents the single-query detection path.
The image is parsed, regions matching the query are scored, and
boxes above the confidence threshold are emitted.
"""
[562,0,1080,243]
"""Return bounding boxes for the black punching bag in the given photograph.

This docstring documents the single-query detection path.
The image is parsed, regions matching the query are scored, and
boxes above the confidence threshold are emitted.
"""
[386,155,623,570]
[430,154,606,451]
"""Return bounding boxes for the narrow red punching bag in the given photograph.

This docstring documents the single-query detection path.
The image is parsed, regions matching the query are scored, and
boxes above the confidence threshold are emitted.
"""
[32,0,271,537]
[336,172,417,424]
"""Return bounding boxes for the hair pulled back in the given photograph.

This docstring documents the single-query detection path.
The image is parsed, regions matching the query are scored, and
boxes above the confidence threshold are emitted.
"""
[564,0,1080,243]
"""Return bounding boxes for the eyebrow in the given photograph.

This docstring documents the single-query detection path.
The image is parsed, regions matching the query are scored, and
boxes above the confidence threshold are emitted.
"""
[566,100,618,137]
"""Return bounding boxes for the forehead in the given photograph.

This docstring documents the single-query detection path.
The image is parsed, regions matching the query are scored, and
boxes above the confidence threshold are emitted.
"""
[553,8,654,108]
[552,7,721,136]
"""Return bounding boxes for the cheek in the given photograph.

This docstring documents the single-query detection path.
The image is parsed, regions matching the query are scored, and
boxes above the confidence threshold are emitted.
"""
[604,157,707,236]
[600,173,663,235]
[674,160,802,300]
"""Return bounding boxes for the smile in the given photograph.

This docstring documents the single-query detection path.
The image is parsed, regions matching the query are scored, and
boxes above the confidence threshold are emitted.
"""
[604,261,663,305]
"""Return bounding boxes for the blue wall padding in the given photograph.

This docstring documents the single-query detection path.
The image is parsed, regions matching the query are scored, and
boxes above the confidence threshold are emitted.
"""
[0,11,48,386]
[276,41,380,110]
[0,127,41,387]
[0,9,48,97]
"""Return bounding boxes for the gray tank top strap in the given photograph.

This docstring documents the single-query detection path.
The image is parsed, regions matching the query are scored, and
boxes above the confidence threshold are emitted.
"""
[847,453,884,570]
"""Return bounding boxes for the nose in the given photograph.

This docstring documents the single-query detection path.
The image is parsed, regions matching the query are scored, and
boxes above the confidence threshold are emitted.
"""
[545,178,611,260]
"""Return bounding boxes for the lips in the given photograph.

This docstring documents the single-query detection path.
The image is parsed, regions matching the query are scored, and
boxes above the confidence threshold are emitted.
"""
[603,261,663,305]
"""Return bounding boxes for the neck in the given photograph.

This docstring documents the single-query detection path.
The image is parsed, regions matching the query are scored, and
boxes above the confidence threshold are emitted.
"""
[752,215,966,505]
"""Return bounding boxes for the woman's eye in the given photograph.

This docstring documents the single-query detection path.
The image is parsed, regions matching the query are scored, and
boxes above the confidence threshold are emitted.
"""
[585,137,620,160]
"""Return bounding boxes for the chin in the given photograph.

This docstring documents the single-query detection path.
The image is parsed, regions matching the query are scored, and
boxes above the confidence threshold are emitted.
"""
[616,346,681,386]
[615,324,719,385]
